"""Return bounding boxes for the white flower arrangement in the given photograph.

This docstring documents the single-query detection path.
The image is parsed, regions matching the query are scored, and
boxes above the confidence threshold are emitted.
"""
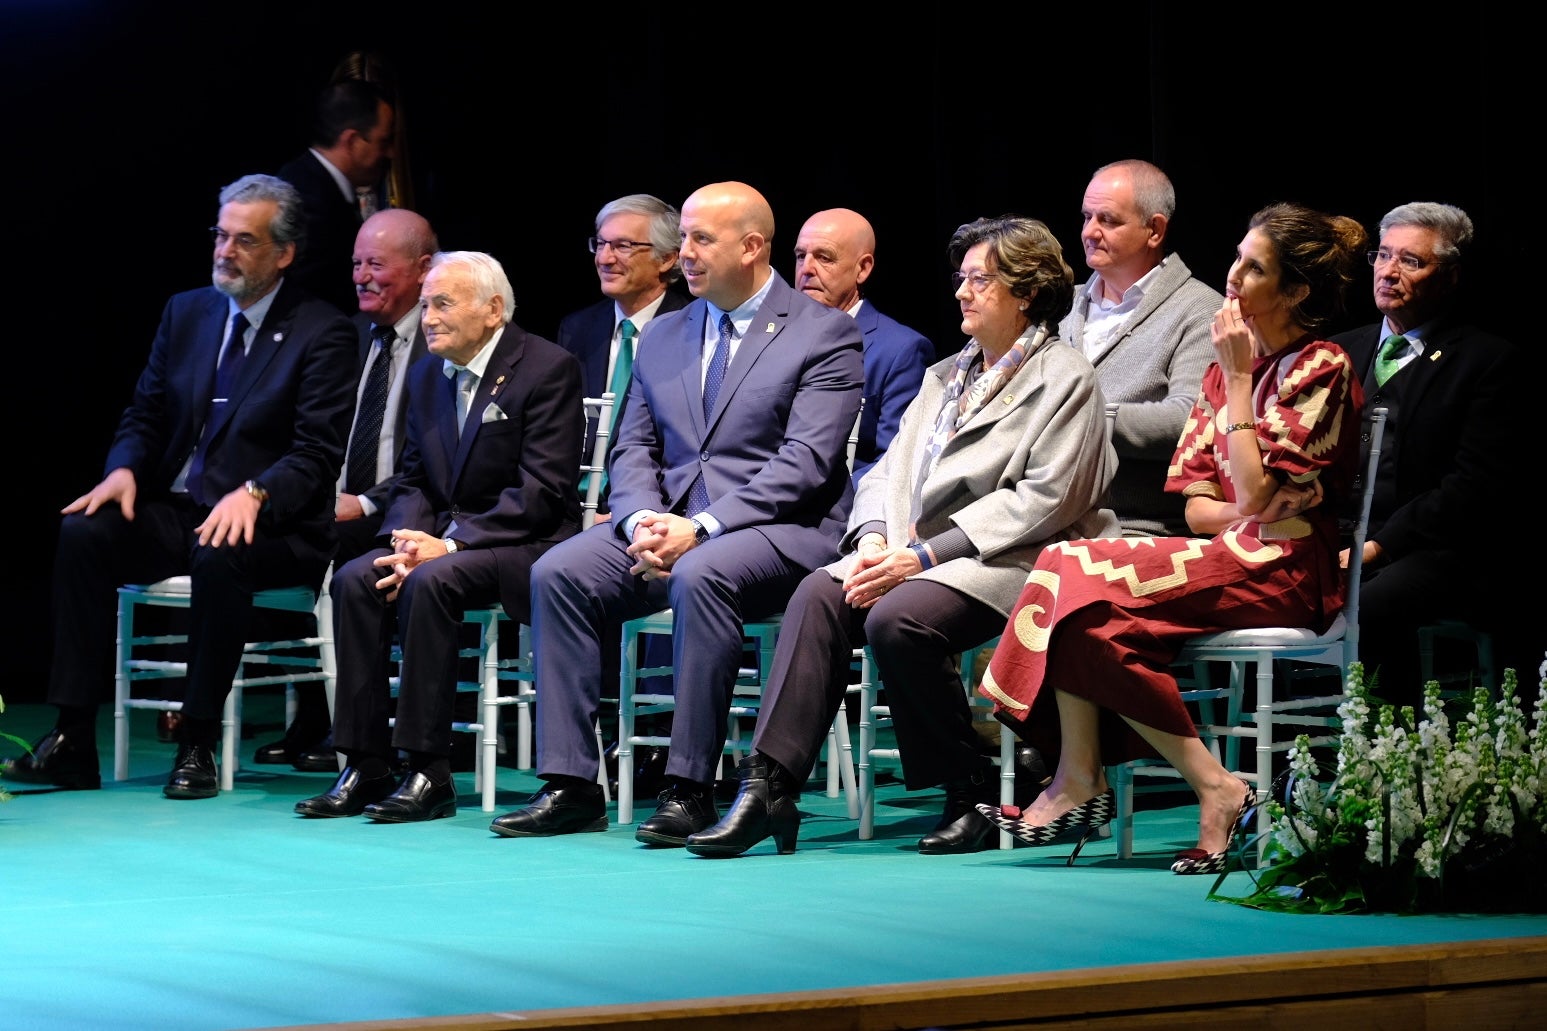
[1219,658,1547,914]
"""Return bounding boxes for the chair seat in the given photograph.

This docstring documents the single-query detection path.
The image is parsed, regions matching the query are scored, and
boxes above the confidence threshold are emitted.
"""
[1182,614,1346,650]
[126,576,317,613]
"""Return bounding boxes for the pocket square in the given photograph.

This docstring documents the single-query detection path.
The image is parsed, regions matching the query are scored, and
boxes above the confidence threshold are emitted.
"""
[481,403,508,424]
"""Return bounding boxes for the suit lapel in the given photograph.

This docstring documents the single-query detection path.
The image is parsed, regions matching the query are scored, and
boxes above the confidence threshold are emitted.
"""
[678,301,710,439]
[702,277,792,439]
[450,328,522,480]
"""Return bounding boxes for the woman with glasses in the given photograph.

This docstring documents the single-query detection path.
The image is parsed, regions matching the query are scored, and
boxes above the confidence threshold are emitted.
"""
[975,203,1368,875]
[683,215,1119,858]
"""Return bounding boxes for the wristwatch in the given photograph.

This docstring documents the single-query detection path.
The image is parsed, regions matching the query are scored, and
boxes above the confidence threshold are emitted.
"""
[443,538,461,554]
[690,518,710,546]
[243,480,269,506]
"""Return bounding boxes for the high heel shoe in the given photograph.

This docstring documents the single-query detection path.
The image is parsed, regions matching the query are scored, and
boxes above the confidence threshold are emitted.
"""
[684,754,800,858]
[1171,783,1256,875]
[975,788,1115,865]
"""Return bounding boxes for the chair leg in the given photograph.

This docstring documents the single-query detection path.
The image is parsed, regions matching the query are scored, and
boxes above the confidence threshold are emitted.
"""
[617,624,639,824]
[220,687,239,792]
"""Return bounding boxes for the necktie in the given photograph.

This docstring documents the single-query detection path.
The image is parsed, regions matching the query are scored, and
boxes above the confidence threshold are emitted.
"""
[356,186,378,221]
[1374,333,1408,387]
[703,313,733,420]
[609,319,637,423]
[455,367,476,436]
[686,314,734,516]
[187,313,250,505]
[586,320,637,496]
[345,326,394,495]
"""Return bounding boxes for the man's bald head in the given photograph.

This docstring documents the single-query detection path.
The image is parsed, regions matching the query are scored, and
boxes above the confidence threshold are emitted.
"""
[793,207,876,311]
[354,207,438,325]
[679,181,775,309]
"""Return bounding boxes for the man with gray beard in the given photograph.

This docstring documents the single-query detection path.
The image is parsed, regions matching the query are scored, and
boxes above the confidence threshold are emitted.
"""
[3,174,357,802]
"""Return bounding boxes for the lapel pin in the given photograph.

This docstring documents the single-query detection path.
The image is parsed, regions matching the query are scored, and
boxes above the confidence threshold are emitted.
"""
[491,374,506,395]
[1428,350,1442,362]
[766,322,776,333]
[272,332,283,342]
[1002,394,1014,404]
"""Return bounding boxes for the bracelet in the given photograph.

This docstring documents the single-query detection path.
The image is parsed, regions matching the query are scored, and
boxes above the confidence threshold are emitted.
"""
[910,542,935,570]
[1225,420,1256,433]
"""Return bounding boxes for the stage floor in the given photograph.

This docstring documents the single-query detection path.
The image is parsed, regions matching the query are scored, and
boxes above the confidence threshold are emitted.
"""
[4,697,1544,1031]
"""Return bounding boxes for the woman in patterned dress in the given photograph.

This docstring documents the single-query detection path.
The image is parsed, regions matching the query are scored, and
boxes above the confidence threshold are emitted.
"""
[976,203,1368,874]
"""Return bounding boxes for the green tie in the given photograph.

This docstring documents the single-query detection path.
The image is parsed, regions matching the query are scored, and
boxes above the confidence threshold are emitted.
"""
[585,320,636,496]
[1374,333,1407,386]
[609,319,636,427]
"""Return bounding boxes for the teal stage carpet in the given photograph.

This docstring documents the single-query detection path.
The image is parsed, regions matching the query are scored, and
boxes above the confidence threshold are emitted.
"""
[4,697,1543,1031]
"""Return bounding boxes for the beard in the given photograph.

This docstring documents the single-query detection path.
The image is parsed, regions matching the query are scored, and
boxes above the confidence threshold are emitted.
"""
[212,262,275,304]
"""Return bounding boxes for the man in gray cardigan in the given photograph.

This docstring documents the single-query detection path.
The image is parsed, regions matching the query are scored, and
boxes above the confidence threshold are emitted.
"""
[1060,159,1220,536]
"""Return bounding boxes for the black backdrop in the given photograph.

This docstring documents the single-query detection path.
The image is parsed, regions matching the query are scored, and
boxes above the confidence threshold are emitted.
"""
[3,1,1523,699]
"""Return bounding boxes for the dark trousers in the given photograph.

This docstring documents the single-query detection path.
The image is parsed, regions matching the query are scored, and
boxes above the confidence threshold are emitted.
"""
[752,571,1004,790]
[49,498,322,721]
[329,541,548,758]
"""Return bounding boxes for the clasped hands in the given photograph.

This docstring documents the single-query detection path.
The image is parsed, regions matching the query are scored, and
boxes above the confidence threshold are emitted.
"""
[626,513,699,581]
[842,536,923,610]
[373,529,455,600]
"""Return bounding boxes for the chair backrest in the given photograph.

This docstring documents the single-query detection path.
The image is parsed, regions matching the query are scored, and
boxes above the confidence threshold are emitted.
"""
[1342,406,1387,662]
[845,396,865,476]
[580,392,616,530]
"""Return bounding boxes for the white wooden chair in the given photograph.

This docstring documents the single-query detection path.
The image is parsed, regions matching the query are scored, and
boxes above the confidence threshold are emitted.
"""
[1109,407,1389,866]
[113,578,330,791]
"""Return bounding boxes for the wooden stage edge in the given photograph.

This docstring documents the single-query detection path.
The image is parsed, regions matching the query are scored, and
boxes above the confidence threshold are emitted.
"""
[275,935,1547,1031]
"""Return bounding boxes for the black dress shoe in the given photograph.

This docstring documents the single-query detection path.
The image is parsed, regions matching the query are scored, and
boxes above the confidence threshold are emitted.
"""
[361,771,457,823]
[918,768,997,854]
[4,729,101,790]
[291,733,338,773]
[489,780,606,837]
[633,745,669,799]
[685,754,801,858]
[254,724,330,765]
[294,766,398,817]
[635,778,718,846]
[164,743,219,799]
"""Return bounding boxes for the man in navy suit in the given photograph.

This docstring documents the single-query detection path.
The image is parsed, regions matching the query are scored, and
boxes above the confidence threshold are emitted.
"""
[253,207,437,772]
[1331,202,1537,704]
[492,181,864,844]
[4,174,358,798]
[276,79,397,315]
[792,208,933,486]
[296,250,583,822]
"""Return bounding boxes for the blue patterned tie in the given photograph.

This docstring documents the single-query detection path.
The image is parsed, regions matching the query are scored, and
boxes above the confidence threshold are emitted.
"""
[686,314,733,515]
[187,312,250,505]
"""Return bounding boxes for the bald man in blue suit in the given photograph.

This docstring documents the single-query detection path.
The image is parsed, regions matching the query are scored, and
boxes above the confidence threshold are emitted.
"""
[793,208,933,487]
[494,182,864,846]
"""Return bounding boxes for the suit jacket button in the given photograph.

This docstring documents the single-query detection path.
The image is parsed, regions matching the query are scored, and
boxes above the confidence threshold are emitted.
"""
[700,451,711,461]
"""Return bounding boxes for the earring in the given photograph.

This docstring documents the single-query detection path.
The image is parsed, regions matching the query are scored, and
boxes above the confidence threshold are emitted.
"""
[1019,303,1027,311]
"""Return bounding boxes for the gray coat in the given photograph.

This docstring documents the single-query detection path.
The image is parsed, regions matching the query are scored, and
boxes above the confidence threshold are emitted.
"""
[828,332,1120,617]
[1060,253,1220,536]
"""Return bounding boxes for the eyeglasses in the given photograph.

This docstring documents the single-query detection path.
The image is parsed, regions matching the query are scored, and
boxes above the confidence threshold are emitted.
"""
[951,270,999,292]
[588,236,653,258]
[211,227,277,253]
[1366,248,1446,273]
